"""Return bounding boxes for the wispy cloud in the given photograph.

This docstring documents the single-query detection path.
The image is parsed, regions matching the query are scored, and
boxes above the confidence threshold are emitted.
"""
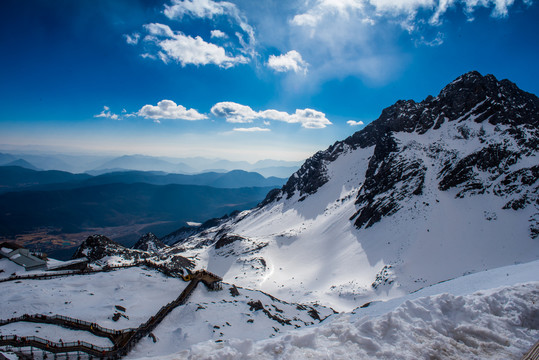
[280,0,530,84]
[137,100,207,123]
[211,102,332,129]
[267,50,309,74]
[233,127,271,132]
[94,106,119,120]
[292,0,524,28]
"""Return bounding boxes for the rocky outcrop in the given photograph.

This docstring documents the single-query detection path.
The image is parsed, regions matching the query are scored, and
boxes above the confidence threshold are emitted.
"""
[133,233,167,253]
[72,234,194,269]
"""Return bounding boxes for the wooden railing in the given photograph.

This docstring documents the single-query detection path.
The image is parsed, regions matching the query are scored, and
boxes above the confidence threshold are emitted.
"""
[0,268,223,359]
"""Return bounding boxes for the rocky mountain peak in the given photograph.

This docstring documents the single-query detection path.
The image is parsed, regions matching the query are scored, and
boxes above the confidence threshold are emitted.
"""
[133,232,166,253]
[72,234,126,262]
[261,71,538,232]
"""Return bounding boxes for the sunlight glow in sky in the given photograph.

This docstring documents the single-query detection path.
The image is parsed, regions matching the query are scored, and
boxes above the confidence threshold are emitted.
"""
[0,0,538,161]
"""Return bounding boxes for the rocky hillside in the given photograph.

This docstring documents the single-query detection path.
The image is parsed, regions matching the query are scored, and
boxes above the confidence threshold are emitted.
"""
[73,234,194,270]
[265,71,538,231]
[132,232,167,253]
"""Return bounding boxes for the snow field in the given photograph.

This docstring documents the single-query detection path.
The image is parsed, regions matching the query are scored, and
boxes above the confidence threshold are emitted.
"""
[0,258,25,279]
[0,267,188,329]
[127,284,335,359]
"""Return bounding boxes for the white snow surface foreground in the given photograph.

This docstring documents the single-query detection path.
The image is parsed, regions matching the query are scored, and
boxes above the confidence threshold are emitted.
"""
[168,71,539,311]
[128,261,539,360]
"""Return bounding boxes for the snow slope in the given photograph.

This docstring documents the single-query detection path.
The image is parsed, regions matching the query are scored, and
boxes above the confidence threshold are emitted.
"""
[167,71,539,311]
[128,260,539,360]
[128,284,335,358]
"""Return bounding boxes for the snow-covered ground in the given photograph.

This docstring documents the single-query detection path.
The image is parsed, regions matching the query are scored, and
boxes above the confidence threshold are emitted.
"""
[0,258,25,279]
[128,284,335,358]
[128,260,539,360]
[0,267,188,329]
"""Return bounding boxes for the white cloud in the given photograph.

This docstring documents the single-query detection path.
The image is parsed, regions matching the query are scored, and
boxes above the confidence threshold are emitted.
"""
[124,32,140,45]
[137,100,207,122]
[210,102,258,123]
[347,120,365,126]
[144,23,176,38]
[267,50,309,74]
[289,109,332,129]
[233,127,271,132]
[211,29,228,38]
[163,0,256,57]
[143,23,247,68]
[211,102,332,129]
[95,106,119,120]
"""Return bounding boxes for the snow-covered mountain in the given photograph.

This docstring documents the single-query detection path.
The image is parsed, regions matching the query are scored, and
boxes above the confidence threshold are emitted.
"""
[164,71,539,311]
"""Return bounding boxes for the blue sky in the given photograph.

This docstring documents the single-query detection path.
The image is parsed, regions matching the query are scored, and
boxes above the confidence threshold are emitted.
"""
[0,0,538,162]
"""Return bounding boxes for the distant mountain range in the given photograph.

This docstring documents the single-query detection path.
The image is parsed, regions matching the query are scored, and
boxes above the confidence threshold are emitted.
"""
[0,152,302,178]
[92,154,197,174]
[0,166,286,193]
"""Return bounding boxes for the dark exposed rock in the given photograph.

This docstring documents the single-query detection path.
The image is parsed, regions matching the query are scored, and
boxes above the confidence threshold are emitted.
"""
[307,308,321,321]
[133,233,167,253]
[229,285,240,297]
[215,234,246,249]
[247,300,291,325]
[350,132,427,228]
[439,144,521,195]
[248,300,264,311]
[371,265,395,289]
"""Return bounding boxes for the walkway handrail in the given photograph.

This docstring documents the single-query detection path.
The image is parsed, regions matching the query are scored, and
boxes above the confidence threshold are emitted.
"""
[0,334,115,358]
[0,314,136,336]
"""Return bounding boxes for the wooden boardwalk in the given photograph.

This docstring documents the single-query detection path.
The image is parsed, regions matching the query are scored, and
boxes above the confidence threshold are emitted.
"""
[0,268,222,359]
